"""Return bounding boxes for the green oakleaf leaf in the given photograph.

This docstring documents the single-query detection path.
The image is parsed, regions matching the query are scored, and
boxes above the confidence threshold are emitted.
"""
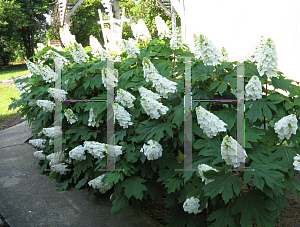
[165,177,184,194]
[121,177,147,200]
[207,207,239,227]
[103,171,124,185]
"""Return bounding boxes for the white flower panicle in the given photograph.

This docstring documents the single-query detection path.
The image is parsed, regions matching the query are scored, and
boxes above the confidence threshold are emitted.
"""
[155,15,170,39]
[131,19,151,43]
[274,114,298,140]
[106,144,123,157]
[59,25,76,48]
[221,135,248,167]
[101,68,118,90]
[293,154,300,171]
[88,174,113,194]
[84,141,106,159]
[138,86,161,100]
[140,140,163,161]
[122,39,140,58]
[45,50,70,69]
[170,27,184,50]
[89,35,111,61]
[183,197,202,214]
[15,82,28,95]
[140,97,169,119]
[198,164,219,185]
[42,126,62,138]
[245,76,262,101]
[114,103,133,129]
[88,108,100,127]
[36,100,55,112]
[26,60,40,75]
[69,145,86,161]
[142,58,177,98]
[48,88,68,100]
[29,138,46,148]
[249,36,278,78]
[46,151,64,166]
[50,163,69,175]
[195,106,227,138]
[36,64,58,83]
[69,42,89,64]
[221,47,229,61]
[115,88,136,108]
[33,151,46,160]
[64,108,78,124]
[194,34,224,66]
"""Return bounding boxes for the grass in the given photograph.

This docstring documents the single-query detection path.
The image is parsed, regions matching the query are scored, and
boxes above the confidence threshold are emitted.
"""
[0,64,29,81]
[0,85,21,121]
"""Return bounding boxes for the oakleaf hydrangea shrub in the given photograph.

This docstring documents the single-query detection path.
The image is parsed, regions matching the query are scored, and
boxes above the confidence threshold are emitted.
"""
[9,20,300,227]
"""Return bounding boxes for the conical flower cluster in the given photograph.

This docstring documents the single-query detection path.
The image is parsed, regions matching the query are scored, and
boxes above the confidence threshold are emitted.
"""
[33,151,46,160]
[155,15,170,40]
[48,88,68,100]
[221,135,247,167]
[293,154,300,171]
[46,50,70,70]
[274,114,298,140]
[59,25,76,48]
[122,39,140,58]
[64,108,78,124]
[195,106,227,138]
[245,76,262,101]
[88,108,100,127]
[142,57,177,98]
[42,126,62,138]
[88,174,113,194]
[249,36,278,78]
[131,19,151,43]
[170,27,184,50]
[29,138,46,149]
[194,34,224,66]
[84,141,106,159]
[69,145,86,161]
[26,60,40,75]
[198,164,219,185]
[101,68,118,90]
[140,140,163,161]
[89,35,111,61]
[69,42,89,64]
[115,88,136,108]
[139,87,169,119]
[113,103,133,129]
[36,64,57,83]
[183,197,202,214]
[50,163,69,175]
[36,100,55,112]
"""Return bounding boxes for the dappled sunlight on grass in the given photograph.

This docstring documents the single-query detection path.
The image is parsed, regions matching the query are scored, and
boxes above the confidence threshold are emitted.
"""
[0,85,21,121]
[0,69,30,81]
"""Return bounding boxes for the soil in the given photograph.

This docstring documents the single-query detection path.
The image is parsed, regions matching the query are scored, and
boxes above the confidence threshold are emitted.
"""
[1,112,300,226]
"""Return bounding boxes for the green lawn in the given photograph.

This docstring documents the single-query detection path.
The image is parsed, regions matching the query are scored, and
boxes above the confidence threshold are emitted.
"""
[0,68,30,81]
[0,85,21,121]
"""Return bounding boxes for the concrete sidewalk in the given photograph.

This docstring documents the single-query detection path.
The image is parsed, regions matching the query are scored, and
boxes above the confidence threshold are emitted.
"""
[0,123,164,227]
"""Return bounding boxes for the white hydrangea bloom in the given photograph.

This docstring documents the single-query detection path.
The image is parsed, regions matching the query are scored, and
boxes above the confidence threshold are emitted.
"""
[198,164,219,185]
[114,103,133,129]
[59,25,76,48]
[131,19,151,43]
[106,144,123,157]
[29,138,46,149]
[195,106,227,138]
[249,36,278,78]
[26,60,40,75]
[170,27,184,50]
[15,82,28,95]
[84,141,106,159]
[36,64,57,83]
[115,88,136,108]
[183,197,202,214]
[122,39,140,58]
[88,174,113,194]
[274,114,298,140]
[69,42,89,64]
[48,88,68,100]
[140,140,163,161]
[23,119,33,127]
[36,100,55,112]
[42,126,62,138]
[64,108,78,124]
[221,47,229,61]
[45,50,70,69]
[138,86,161,101]
[69,145,86,161]
[194,34,224,66]
[140,97,169,119]
[33,151,46,160]
[46,151,64,166]
[293,154,300,171]
[221,135,248,167]
[88,108,100,127]
[49,139,54,146]
[245,76,262,101]
[50,163,69,175]
[155,15,170,39]
[142,58,177,98]
[101,68,118,90]
[89,35,111,61]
